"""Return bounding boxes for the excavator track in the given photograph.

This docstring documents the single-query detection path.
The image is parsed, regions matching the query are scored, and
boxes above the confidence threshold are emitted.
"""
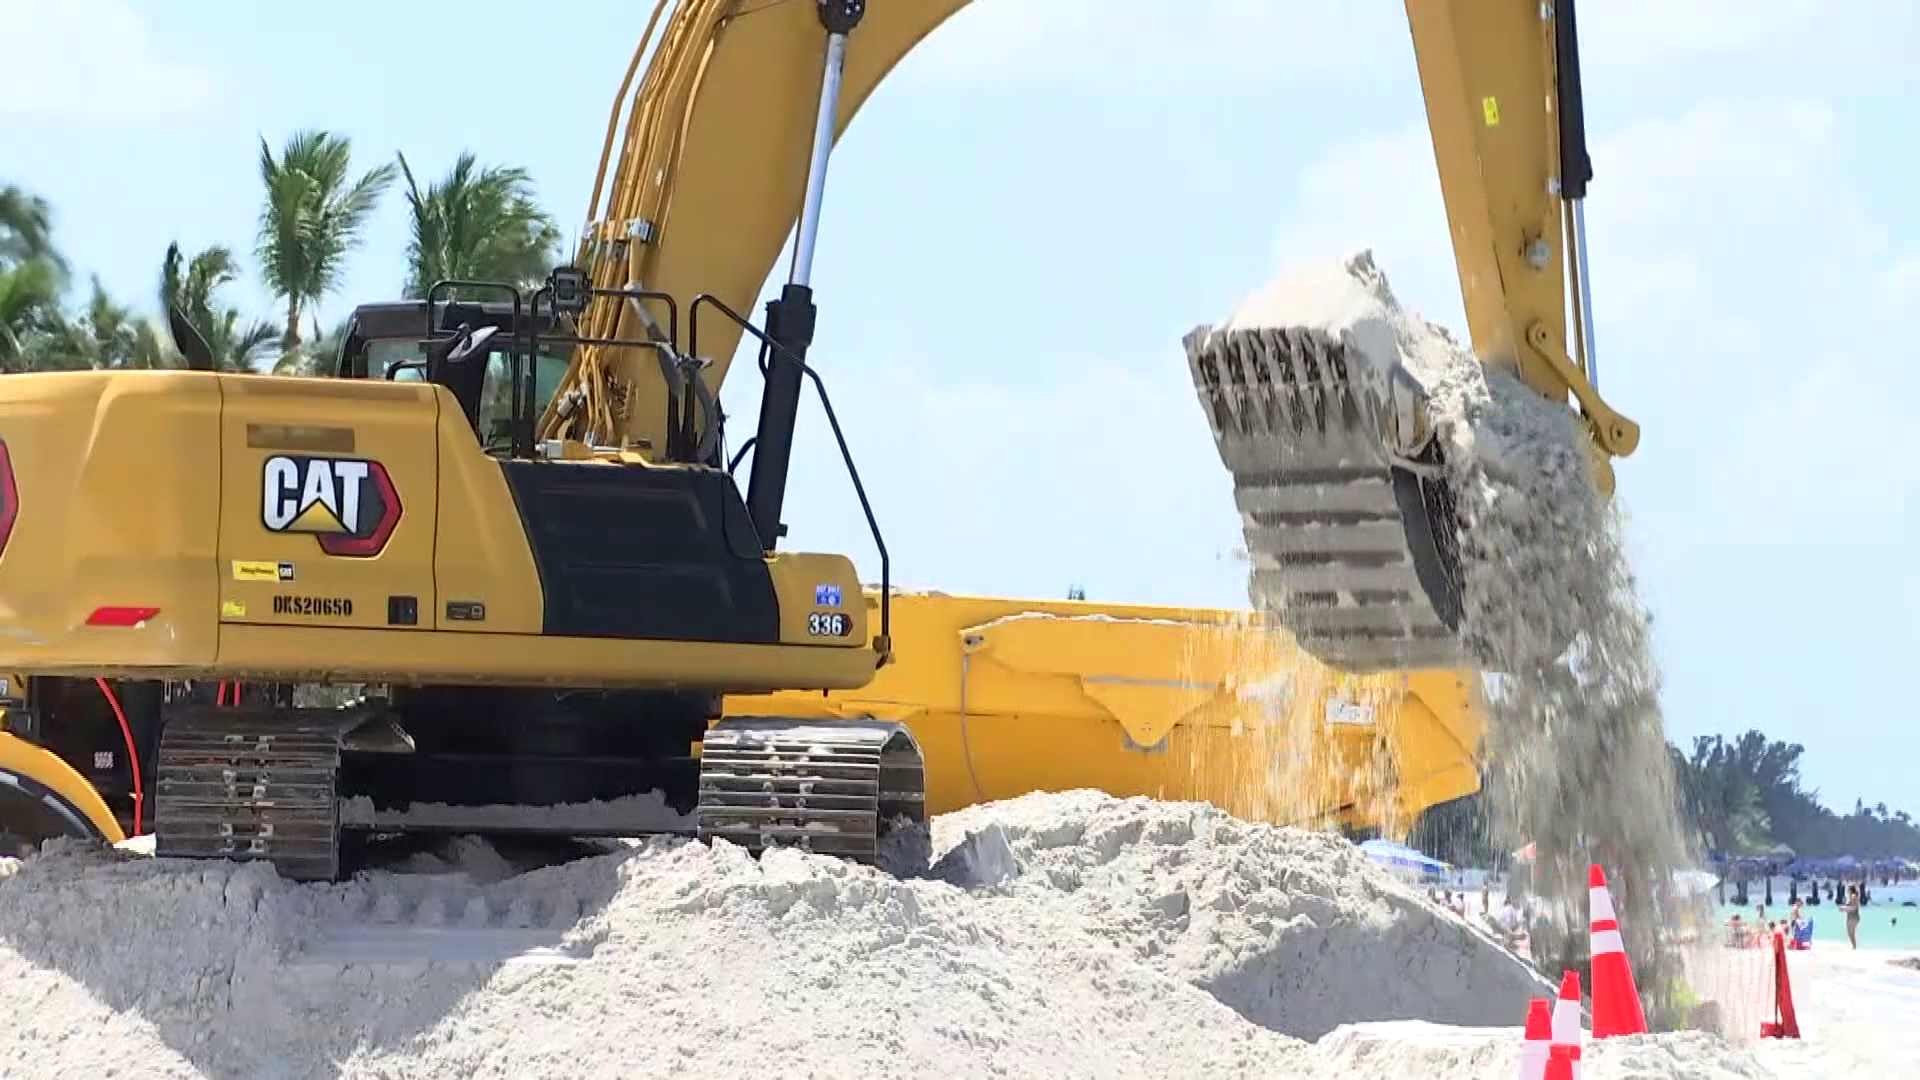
[1186,324,1466,674]
[153,704,353,882]
[696,716,926,866]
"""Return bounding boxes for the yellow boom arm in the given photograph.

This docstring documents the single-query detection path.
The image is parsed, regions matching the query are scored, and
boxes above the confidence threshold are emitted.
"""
[542,0,1633,483]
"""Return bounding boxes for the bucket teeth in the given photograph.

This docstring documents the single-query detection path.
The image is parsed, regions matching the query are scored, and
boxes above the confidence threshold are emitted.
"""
[696,716,926,867]
[1186,323,1464,674]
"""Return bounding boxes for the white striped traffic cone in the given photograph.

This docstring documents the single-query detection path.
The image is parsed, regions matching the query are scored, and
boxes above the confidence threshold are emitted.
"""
[1589,864,1648,1037]
[1518,997,1553,1080]
[1551,969,1584,1080]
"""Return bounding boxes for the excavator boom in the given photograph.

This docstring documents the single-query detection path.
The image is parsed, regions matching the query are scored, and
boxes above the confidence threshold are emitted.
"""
[543,0,1635,675]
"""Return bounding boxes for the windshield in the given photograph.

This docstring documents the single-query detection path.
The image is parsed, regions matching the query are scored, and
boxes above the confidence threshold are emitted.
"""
[366,338,571,446]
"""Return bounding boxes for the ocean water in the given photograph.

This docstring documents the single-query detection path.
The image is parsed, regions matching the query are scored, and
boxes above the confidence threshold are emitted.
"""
[1716,880,1920,951]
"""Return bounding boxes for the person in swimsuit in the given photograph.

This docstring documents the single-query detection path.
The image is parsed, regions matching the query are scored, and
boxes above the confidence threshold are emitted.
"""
[1844,884,1862,949]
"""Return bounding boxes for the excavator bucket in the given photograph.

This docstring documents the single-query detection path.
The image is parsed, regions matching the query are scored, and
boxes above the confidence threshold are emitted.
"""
[1184,256,1467,675]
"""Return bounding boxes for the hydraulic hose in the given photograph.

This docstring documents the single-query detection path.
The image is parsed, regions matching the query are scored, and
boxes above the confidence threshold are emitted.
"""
[543,0,739,448]
[93,677,142,836]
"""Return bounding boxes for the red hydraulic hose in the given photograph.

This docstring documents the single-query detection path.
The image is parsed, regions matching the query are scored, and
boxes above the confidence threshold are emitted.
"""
[93,677,143,835]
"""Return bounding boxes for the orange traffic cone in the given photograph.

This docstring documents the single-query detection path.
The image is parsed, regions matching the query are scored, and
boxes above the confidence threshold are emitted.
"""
[1544,1043,1578,1080]
[1550,969,1583,1079]
[1518,998,1553,1080]
[1589,864,1649,1037]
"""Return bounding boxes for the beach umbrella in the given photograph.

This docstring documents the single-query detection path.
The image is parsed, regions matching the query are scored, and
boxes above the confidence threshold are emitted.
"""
[1671,870,1719,896]
[1360,839,1450,877]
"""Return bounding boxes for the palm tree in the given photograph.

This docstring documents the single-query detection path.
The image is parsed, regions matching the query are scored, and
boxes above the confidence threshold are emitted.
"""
[256,130,397,353]
[1676,735,1772,855]
[0,182,71,371]
[162,242,279,372]
[0,184,66,274]
[21,276,172,371]
[398,150,561,299]
[80,278,169,368]
[0,258,64,371]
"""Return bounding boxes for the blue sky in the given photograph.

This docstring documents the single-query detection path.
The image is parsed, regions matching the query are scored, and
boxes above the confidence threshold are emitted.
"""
[5,1,1916,814]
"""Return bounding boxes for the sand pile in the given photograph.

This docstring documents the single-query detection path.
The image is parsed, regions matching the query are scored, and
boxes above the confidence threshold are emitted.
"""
[931,790,1550,1039]
[0,792,1766,1079]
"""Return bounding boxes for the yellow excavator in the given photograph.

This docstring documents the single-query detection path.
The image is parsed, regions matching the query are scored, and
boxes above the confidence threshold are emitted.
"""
[0,0,1629,878]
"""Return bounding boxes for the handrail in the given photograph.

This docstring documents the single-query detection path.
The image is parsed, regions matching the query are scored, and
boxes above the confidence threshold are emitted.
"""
[528,285,684,459]
[687,292,891,661]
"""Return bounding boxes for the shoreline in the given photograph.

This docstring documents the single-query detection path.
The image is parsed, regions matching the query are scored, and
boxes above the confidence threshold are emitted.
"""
[1747,945,1920,1075]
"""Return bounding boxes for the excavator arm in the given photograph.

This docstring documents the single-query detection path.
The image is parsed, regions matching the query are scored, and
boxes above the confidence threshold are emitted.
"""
[540,0,1635,674]
[541,2,969,473]
[1402,0,1636,464]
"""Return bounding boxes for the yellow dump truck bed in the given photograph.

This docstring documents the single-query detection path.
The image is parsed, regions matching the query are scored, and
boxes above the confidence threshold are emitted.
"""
[728,591,1483,839]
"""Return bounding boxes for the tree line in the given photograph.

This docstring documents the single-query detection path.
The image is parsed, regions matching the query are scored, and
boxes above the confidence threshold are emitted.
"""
[1669,730,1918,861]
[1,130,562,376]
[1412,728,1920,865]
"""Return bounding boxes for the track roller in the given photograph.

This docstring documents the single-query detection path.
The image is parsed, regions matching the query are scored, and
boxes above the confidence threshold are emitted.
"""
[153,704,361,881]
[695,715,926,867]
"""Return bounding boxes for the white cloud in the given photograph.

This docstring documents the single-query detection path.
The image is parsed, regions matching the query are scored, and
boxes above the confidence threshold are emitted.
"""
[907,0,1400,86]
[779,355,1250,607]
[904,0,1920,88]
[1577,0,1919,71]
[0,0,215,126]
[1710,347,1918,541]
[1268,126,1459,326]
[1874,258,1920,313]
[1582,101,1910,543]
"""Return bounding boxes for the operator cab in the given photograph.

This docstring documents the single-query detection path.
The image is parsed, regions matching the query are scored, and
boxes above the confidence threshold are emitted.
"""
[332,299,573,455]
[326,268,729,470]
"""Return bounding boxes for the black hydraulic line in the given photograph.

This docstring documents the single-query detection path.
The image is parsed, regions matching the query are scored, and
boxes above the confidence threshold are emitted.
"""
[742,0,865,550]
[1555,0,1593,200]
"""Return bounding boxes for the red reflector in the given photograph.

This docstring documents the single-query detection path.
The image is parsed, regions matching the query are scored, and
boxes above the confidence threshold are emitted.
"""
[0,438,17,556]
[86,606,161,627]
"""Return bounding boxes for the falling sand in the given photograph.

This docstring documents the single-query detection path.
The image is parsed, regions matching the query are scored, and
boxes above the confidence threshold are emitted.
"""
[1185,253,1701,1024]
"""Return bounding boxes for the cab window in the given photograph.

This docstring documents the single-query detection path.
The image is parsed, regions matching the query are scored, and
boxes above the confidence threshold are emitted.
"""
[365,339,572,449]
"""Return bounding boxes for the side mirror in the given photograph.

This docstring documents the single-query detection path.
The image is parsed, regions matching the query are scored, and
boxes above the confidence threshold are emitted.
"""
[166,306,217,372]
[426,323,500,368]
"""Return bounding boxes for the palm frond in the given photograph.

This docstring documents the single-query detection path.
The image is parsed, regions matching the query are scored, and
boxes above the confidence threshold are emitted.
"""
[399,151,561,299]
[0,184,67,274]
[255,129,396,315]
[231,319,281,371]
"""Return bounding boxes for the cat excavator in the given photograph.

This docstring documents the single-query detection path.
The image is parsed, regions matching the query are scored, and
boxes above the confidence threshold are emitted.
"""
[0,0,1631,879]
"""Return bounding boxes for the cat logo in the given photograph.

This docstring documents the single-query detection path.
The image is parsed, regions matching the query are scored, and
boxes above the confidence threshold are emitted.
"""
[260,454,402,557]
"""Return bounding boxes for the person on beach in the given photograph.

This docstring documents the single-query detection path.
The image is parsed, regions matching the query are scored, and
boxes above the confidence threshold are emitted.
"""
[1844,884,1862,949]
